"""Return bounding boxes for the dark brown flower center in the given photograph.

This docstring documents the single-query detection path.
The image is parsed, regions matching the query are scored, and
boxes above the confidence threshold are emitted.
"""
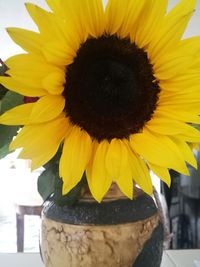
[63,35,160,142]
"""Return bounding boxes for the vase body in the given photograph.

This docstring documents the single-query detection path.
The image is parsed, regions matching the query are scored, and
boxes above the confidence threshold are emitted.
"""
[41,186,163,267]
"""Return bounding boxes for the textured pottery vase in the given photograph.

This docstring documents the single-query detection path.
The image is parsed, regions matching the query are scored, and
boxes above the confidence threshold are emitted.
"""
[41,185,164,267]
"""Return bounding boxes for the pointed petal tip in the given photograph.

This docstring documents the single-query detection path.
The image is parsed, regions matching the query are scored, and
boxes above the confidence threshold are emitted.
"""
[193,163,198,170]
[62,183,68,196]
[189,159,198,170]
[9,142,16,152]
[128,194,134,200]
[8,146,15,152]
[165,179,171,188]
[146,188,153,196]
[25,2,40,13]
[24,2,32,7]
[24,2,30,9]
[89,188,106,203]
[94,196,103,203]
[6,27,11,34]
[5,27,18,34]
[31,164,38,172]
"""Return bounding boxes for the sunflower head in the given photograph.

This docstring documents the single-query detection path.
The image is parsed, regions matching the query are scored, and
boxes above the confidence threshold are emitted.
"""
[0,0,200,204]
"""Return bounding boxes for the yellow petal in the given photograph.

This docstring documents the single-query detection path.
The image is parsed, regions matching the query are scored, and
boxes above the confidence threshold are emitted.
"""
[59,0,89,43]
[25,3,54,38]
[130,131,189,175]
[5,54,56,74]
[177,135,200,143]
[42,71,65,95]
[177,127,200,143]
[118,0,146,38]
[154,37,200,79]
[25,3,70,51]
[160,82,200,94]
[5,54,59,89]
[54,18,81,53]
[155,108,200,124]
[158,90,200,105]
[46,0,61,13]
[105,0,130,35]
[30,3,77,51]
[170,137,197,169]
[11,116,69,170]
[86,140,112,202]
[27,1,87,61]
[154,55,192,80]
[135,0,168,48]
[42,41,75,66]
[116,166,133,200]
[6,71,42,89]
[29,95,65,123]
[180,36,200,57]
[106,139,133,199]
[60,126,92,195]
[0,77,47,97]
[148,0,196,62]
[6,27,42,55]
[0,103,34,125]
[106,138,121,178]
[158,102,200,114]
[146,117,198,136]
[191,143,199,151]
[82,0,105,38]
[126,143,153,196]
[148,163,171,187]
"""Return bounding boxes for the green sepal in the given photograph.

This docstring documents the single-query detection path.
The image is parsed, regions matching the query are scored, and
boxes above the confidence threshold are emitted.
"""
[38,147,87,207]
[53,174,86,207]
[37,168,56,202]
[0,124,19,157]
[0,91,23,114]
[37,148,62,201]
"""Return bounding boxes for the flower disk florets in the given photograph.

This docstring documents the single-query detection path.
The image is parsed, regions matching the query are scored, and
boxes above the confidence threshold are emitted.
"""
[64,35,160,141]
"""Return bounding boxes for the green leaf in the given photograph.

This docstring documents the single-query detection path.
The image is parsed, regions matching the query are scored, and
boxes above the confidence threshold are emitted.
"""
[0,91,23,115]
[43,147,62,173]
[0,124,19,157]
[0,84,8,100]
[53,174,87,207]
[38,148,61,202]
[37,168,56,201]
[0,143,9,159]
[0,91,23,158]
[38,147,87,206]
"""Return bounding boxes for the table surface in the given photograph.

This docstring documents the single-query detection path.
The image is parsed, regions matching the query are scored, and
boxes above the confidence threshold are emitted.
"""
[0,250,200,267]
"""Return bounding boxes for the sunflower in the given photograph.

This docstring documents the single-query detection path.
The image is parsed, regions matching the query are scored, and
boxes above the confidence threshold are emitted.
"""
[0,0,200,202]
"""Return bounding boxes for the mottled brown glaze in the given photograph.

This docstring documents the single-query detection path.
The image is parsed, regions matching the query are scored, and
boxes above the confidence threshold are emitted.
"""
[41,213,159,267]
[41,184,163,267]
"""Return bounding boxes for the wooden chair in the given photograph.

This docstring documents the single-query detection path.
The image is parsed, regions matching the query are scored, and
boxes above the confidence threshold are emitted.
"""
[15,204,42,252]
[12,168,43,252]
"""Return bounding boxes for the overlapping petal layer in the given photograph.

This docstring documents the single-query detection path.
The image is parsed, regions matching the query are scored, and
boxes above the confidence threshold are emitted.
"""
[0,0,200,201]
